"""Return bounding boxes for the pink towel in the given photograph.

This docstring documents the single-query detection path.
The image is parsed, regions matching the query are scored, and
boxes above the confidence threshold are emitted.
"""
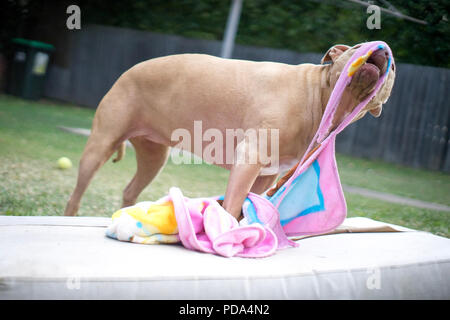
[267,41,394,237]
[169,187,295,258]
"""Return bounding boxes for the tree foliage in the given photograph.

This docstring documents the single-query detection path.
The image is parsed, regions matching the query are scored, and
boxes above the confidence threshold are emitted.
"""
[3,0,449,68]
[81,0,449,68]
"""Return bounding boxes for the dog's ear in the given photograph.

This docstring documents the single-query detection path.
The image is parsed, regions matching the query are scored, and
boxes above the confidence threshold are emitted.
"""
[321,45,351,64]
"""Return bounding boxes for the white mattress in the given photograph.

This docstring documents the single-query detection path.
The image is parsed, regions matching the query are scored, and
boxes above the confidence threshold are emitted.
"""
[0,215,449,299]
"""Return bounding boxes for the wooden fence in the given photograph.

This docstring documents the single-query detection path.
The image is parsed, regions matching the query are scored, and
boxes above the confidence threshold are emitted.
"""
[44,24,450,172]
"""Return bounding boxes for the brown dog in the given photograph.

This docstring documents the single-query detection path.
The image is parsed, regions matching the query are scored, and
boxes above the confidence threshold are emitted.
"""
[64,43,395,218]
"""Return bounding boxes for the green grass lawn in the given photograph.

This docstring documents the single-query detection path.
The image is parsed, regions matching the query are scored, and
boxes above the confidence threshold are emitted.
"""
[0,94,448,237]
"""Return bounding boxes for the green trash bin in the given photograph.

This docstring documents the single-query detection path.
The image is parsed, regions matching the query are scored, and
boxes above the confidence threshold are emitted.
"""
[7,38,55,100]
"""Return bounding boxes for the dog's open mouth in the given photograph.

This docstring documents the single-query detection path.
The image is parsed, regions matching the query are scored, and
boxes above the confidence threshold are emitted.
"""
[365,49,389,75]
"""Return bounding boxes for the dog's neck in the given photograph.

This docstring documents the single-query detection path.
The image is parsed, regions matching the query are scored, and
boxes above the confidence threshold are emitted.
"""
[299,64,339,158]
[307,64,334,137]
[299,63,335,123]
[319,64,335,116]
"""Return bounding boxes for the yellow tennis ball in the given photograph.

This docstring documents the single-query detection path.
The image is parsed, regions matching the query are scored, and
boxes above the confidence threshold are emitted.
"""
[57,157,73,169]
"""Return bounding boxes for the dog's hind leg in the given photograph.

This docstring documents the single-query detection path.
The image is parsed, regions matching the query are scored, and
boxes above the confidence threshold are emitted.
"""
[64,94,132,216]
[121,137,169,207]
[64,129,122,216]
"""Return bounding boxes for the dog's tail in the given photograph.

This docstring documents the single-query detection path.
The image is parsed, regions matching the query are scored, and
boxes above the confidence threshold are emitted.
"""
[112,142,126,163]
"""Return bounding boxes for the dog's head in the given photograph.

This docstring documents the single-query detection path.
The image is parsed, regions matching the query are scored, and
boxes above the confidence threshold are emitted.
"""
[321,43,396,122]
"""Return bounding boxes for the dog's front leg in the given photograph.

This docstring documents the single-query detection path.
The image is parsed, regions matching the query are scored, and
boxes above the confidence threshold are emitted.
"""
[222,162,262,220]
[222,139,262,220]
[250,174,279,195]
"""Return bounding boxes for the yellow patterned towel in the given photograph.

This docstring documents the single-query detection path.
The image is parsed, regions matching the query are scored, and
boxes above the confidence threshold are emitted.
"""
[106,200,180,244]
